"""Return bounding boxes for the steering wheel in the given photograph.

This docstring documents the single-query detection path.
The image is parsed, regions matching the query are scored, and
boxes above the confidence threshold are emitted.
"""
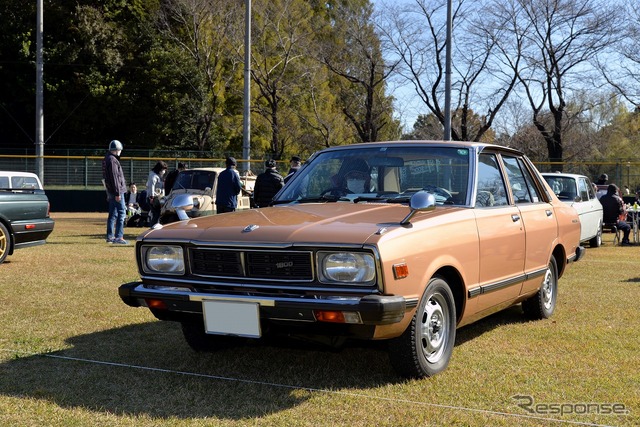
[320,187,352,197]
[423,185,452,199]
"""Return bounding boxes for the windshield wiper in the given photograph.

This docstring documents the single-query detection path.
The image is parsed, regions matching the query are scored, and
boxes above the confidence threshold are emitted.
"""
[276,195,349,204]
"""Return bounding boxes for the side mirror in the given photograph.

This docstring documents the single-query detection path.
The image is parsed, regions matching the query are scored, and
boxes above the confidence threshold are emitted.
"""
[171,193,194,221]
[400,191,436,225]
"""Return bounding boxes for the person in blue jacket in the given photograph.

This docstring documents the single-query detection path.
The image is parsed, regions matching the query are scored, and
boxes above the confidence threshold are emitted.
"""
[215,157,242,213]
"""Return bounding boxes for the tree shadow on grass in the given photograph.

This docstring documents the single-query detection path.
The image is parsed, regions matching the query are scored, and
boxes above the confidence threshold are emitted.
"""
[0,307,523,421]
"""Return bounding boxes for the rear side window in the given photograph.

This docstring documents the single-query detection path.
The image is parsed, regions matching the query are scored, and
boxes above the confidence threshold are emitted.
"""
[11,176,40,189]
[0,177,8,188]
[502,156,542,204]
[476,153,508,207]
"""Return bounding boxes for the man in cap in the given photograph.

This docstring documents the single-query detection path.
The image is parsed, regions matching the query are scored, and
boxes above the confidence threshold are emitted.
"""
[254,159,285,208]
[284,155,301,183]
[215,156,242,213]
[102,140,128,244]
[596,174,608,185]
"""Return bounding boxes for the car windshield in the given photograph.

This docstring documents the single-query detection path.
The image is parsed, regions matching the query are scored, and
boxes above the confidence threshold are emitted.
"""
[276,146,471,205]
[173,170,217,191]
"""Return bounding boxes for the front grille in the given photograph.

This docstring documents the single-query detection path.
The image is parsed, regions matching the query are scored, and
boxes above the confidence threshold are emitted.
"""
[190,248,313,281]
[191,249,243,276]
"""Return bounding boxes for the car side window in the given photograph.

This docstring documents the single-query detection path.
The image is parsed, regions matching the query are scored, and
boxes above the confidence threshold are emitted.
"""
[502,156,542,204]
[578,178,591,201]
[476,153,508,207]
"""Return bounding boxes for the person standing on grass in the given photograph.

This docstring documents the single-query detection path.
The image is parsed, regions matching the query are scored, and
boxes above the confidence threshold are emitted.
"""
[146,160,168,226]
[254,159,284,208]
[102,140,128,244]
[215,156,242,213]
[164,162,186,195]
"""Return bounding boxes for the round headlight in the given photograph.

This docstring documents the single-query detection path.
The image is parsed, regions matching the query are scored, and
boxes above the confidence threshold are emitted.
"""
[320,252,375,284]
[145,246,185,274]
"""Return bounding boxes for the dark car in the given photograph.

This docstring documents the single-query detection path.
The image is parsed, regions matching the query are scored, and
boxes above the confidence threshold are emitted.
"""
[0,171,55,264]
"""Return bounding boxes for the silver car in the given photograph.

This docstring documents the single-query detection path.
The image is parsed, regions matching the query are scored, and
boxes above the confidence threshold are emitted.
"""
[542,172,603,247]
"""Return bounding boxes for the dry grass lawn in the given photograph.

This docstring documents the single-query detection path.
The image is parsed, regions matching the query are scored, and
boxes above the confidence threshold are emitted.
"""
[0,212,638,426]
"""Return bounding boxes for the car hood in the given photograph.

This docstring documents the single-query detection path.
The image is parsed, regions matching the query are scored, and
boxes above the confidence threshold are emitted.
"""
[140,203,459,245]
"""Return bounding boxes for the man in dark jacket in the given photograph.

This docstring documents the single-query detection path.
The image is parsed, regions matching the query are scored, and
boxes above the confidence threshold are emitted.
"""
[163,162,186,195]
[599,184,631,245]
[102,140,128,244]
[254,159,285,208]
[215,157,242,213]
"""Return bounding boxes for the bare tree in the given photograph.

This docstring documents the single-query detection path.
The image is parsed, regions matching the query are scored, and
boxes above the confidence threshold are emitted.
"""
[598,2,640,108]
[378,0,520,142]
[503,0,619,164]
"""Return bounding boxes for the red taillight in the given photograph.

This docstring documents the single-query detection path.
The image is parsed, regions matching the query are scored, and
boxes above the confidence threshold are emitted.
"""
[314,310,345,323]
[25,224,36,230]
[145,299,168,310]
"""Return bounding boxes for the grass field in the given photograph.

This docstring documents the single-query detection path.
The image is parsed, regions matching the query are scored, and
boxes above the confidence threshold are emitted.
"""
[0,212,638,426]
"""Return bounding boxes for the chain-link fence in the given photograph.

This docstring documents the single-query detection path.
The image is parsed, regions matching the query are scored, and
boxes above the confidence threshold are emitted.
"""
[2,152,640,192]
[0,152,286,189]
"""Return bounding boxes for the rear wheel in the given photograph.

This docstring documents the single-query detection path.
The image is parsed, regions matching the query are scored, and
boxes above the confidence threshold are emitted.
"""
[522,257,558,319]
[0,222,9,264]
[388,276,456,378]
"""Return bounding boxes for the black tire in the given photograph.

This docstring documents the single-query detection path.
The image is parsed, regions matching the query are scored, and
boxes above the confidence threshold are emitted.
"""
[388,276,457,378]
[589,223,602,248]
[522,257,558,319]
[0,222,9,264]
[181,322,242,352]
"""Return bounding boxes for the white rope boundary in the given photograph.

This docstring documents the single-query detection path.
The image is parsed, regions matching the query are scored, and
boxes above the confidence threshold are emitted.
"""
[0,348,619,427]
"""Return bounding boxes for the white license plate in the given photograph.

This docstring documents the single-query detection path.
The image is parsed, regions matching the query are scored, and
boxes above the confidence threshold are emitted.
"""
[202,300,261,338]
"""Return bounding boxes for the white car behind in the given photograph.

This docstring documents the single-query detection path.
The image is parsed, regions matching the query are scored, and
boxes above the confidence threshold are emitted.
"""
[542,172,603,247]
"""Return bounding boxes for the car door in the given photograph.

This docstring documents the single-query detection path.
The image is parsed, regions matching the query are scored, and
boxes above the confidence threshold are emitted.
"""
[471,152,525,314]
[502,156,558,296]
[576,176,602,242]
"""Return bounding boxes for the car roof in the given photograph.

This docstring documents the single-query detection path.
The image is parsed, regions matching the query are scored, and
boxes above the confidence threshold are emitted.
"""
[309,140,525,158]
[0,171,43,189]
[541,172,591,180]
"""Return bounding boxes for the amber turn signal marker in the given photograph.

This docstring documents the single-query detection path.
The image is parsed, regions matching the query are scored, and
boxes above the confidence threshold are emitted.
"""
[145,299,167,310]
[314,310,345,323]
[393,263,409,279]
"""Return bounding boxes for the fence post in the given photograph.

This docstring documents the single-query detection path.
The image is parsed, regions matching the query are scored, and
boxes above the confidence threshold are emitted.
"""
[84,156,88,188]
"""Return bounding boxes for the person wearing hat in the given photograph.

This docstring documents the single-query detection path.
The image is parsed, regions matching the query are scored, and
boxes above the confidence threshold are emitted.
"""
[254,159,285,208]
[284,155,302,183]
[215,156,242,213]
[596,173,608,185]
[101,139,128,244]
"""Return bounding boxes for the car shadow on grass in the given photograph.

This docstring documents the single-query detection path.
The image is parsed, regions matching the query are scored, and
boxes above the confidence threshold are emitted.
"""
[0,307,524,421]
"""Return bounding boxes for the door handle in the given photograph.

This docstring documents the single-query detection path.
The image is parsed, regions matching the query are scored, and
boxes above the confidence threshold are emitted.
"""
[546,210,552,217]
[511,214,520,222]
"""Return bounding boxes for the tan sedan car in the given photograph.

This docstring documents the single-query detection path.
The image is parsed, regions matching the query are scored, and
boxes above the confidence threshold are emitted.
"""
[120,141,584,378]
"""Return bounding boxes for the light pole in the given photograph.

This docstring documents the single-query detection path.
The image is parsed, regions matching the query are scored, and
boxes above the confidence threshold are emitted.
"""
[443,0,452,141]
[36,0,44,182]
[242,0,251,172]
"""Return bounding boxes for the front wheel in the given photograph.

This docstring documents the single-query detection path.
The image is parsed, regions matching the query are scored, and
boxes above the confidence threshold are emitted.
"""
[522,257,558,319]
[0,222,9,264]
[388,276,456,378]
